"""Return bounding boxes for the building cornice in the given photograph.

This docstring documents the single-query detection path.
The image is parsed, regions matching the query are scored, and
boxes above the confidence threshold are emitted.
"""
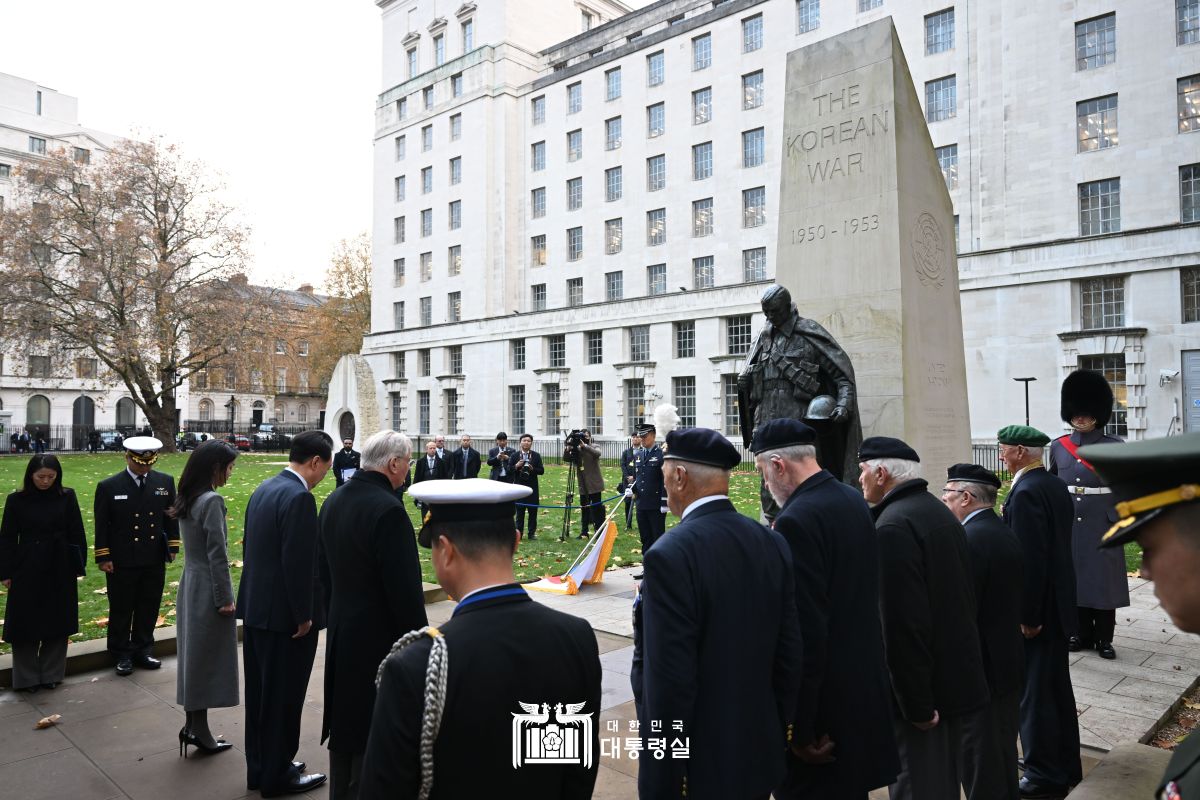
[1057,327,1148,342]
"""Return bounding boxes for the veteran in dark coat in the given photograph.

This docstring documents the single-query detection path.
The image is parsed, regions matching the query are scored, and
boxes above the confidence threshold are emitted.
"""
[513,433,544,539]
[319,431,428,799]
[999,425,1081,797]
[94,436,179,675]
[1082,432,1200,800]
[858,437,990,800]
[1047,370,1127,659]
[361,478,601,799]
[943,463,1025,800]
[632,428,804,800]
[752,420,899,800]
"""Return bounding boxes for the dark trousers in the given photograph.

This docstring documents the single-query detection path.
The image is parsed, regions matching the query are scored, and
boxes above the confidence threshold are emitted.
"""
[1077,607,1116,645]
[329,748,363,800]
[975,689,1021,800]
[776,751,869,800]
[889,704,992,800]
[105,563,165,659]
[515,503,538,537]
[579,492,604,533]
[1020,622,1082,788]
[11,638,69,689]
[623,496,634,529]
[636,510,666,554]
[244,625,320,793]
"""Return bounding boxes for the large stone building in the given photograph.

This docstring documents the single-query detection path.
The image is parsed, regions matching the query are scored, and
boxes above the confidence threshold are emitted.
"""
[352,0,1200,444]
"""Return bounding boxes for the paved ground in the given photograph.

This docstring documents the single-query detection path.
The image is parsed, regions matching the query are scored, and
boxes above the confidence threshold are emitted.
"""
[0,569,1193,799]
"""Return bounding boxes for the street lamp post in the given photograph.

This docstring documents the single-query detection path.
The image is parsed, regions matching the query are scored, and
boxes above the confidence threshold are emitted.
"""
[1013,377,1037,426]
[224,395,236,441]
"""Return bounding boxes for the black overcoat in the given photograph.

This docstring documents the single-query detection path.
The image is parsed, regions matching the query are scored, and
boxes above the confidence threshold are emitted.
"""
[317,470,427,754]
[963,508,1026,697]
[0,488,87,642]
[872,479,989,722]
[413,454,445,484]
[1002,467,1076,632]
[448,446,481,479]
[360,587,601,798]
[773,471,900,793]
[513,449,545,501]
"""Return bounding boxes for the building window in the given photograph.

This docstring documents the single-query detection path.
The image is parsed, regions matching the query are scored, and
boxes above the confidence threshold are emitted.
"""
[451,73,463,97]
[418,349,432,377]
[275,339,287,355]
[722,374,741,436]
[743,247,767,281]
[586,330,604,364]
[394,352,406,380]
[395,175,406,202]
[629,325,651,362]
[397,97,409,121]
[531,234,547,267]
[544,384,562,435]
[421,209,433,237]
[448,344,463,374]
[512,339,526,370]
[275,367,288,393]
[584,382,604,433]
[743,186,766,228]
[925,75,956,122]
[727,315,753,354]
[567,82,582,114]
[1078,354,1128,436]
[647,51,665,86]
[925,8,954,54]
[449,156,462,185]
[1182,163,1200,222]
[531,141,546,171]
[693,199,714,237]
[1075,13,1116,70]
[567,226,584,261]
[1077,95,1119,152]
[605,166,623,201]
[742,70,764,110]
[195,370,210,391]
[693,33,712,70]
[445,389,460,435]
[418,391,430,434]
[567,177,583,211]
[647,102,665,138]
[1181,0,1200,45]
[797,0,820,32]
[395,135,406,161]
[743,127,765,167]
[582,9,595,30]
[1079,178,1121,235]
[693,256,714,289]
[693,142,713,180]
[1183,268,1200,322]
[605,116,622,150]
[394,216,406,244]
[935,144,958,189]
[77,357,98,379]
[647,264,667,296]
[743,14,763,52]
[422,125,433,150]
[462,17,474,50]
[449,200,462,230]
[423,86,434,110]
[647,208,666,245]
[421,251,433,281]
[73,147,91,164]
[606,67,622,101]
[1180,75,1200,133]
[198,399,213,422]
[625,378,646,426]
[28,136,46,155]
[673,377,697,427]
[531,187,547,218]
[606,218,623,254]
[567,129,583,162]
[647,155,666,191]
[447,291,462,323]
[531,96,546,127]
[1080,276,1125,329]
[567,278,584,307]
[532,283,547,311]
[605,271,624,301]
[421,166,433,194]
[510,385,526,432]
[407,47,418,78]
[693,87,712,125]
[420,296,433,326]
[675,321,696,358]
[858,0,882,10]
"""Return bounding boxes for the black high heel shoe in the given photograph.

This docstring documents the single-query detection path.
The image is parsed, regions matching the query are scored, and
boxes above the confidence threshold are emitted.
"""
[178,727,233,758]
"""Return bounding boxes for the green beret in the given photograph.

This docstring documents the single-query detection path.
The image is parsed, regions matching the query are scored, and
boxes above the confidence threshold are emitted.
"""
[997,425,1050,447]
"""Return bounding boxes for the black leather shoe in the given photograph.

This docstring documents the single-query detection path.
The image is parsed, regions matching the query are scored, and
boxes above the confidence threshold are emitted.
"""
[1019,776,1069,798]
[293,761,306,772]
[1097,641,1117,659]
[1067,635,1082,652]
[633,572,643,580]
[116,659,134,676]
[133,655,162,670]
[261,772,327,797]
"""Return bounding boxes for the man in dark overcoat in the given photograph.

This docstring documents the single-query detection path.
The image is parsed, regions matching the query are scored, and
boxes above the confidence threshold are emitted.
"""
[93,436,179,676]
[619,432,642,530]
[753,419,899,800]
[448,433,480,479]
[486,432,518,483]
[411,441,444,515]
[318,430,428,799]
[513,433,544,539]
[237,430,334,797]
[360,478,601,799]
[332,437,361,488]
[999,425,1081,798]
[942,463,1025,800]
[1047,370,1127,659]
[857,437,991,800]
[632,427,804,800]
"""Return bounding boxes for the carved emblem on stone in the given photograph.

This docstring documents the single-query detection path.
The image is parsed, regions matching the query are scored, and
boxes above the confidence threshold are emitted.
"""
[910,212,946,289]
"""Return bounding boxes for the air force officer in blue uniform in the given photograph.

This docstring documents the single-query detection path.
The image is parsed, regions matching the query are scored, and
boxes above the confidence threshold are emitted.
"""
[630,423,667,554]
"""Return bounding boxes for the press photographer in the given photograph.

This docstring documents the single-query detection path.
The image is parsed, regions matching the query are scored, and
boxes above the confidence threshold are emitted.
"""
[570,429,605,538]
[513,434,544,540]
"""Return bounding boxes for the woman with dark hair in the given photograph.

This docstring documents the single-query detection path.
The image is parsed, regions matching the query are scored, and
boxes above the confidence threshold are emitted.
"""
[171,440,239,757]
[0,455,87,692]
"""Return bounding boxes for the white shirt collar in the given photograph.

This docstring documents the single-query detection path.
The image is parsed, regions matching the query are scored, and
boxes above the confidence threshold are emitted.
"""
[284,466,311,492]
[681,494,729,520]
[126,467,146,483]
[963,507,988,525]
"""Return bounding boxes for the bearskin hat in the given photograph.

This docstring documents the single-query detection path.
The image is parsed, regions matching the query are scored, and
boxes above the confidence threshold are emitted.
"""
[1060,370,1114,427]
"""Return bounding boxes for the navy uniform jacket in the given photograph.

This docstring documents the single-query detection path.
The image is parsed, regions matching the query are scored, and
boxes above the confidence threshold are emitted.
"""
[448,446,481,479]
[1003,467,1076,633]
[1160,731,1200,799]
[632,499,804,800]
[236,470,326,633]
[332,448,361,487]
[773,471,900,793]
[93,470,179,567]
[360,587,601,799]
[963,509,1026,697]
[620,447,639,490]
[513,450,545,501]
[487,445,518,482]
[633,444,667,512]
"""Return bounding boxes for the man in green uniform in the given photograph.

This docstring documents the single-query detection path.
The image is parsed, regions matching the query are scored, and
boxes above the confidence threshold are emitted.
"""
[1084,432,1200,799]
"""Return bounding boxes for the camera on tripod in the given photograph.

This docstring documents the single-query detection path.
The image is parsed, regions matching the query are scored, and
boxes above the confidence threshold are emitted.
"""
[562,429,588,464]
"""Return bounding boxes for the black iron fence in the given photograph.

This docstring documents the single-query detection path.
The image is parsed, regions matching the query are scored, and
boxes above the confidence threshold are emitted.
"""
[1,423,323,454]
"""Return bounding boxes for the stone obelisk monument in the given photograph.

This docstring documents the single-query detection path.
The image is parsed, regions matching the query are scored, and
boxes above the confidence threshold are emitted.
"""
[775,17,970,480]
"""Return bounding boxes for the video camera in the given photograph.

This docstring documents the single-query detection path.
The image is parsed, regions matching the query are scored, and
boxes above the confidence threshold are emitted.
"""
[562,429,588,464]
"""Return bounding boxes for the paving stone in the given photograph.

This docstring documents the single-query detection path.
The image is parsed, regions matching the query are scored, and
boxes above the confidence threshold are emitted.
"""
[1071,686,1164,720]
[1069,742,1172,800]
[1068,664,1123,692]
[594,631,633,655]
[1142,652,1200,676]
[0,690,35,719]
[0,747,124,800]
[61,701,184,769]
[599,646,634,677]
[1109,677,1188,705]
[1069,653,1196,689]
[27,674,160,724]
[103,744,250,800]
[593,763,639,798]
[600,669,634,712]
[1077,705,1156,748]
[0,709,74,766]
[1116,636,1200,662]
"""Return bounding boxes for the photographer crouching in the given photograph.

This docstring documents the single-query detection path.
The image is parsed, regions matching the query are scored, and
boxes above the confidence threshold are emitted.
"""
[566,429,605,538]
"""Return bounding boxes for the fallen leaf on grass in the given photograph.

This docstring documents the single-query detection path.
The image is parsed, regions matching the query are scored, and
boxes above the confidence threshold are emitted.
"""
[34,715,61,729]
[230,560,244,568]
[91,617,109,628]
[168,581,180,589]
[92,588,107,595]
[155,615,168,627]
[90,677,98,683]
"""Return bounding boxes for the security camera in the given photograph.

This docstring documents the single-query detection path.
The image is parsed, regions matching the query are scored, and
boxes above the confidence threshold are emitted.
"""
[1159,369,1180,386]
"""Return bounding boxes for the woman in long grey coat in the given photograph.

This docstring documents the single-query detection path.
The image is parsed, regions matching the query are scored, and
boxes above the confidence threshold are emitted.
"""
[171,440,240,756]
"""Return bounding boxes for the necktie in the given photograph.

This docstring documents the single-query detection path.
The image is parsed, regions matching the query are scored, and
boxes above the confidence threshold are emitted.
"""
[462,450,467,477]
[136,475,145,491]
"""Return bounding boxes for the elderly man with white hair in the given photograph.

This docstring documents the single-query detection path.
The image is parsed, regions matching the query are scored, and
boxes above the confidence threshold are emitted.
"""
[857,436,992,800]
[317,429,428,800]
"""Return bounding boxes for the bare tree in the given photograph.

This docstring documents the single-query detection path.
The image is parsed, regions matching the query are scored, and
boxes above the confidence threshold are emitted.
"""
[309,233,371,382]
[0,137,251,449]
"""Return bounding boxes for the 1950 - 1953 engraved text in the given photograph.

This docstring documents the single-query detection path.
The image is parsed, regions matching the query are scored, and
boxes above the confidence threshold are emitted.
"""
[790,214,880,245]
[786,83,889,185]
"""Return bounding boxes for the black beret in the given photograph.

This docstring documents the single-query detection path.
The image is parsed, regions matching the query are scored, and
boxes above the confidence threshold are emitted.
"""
[663,427,741,470]
[946,463,1002,489]
[857,436,920,463]
[749,418,817,454]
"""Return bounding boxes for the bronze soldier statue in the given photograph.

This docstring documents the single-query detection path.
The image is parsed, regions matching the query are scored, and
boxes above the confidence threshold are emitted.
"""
[737,285,862,519]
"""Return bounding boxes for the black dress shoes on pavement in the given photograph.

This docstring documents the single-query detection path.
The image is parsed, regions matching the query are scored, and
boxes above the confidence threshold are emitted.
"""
[133,655,162,670]
[1067,635,1082,652]
[1019,775,1069,799]
[261,772,327,797]
[1097,641,1117,659]
[115,658,134,676]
